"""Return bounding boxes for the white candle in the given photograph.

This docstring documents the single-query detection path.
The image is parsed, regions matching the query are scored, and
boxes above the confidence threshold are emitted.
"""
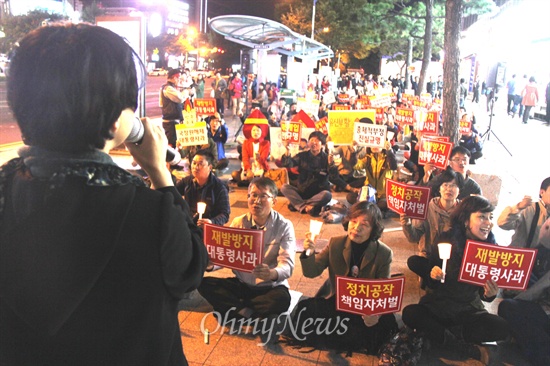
[197,202,206,220]
[438,243,452,283]
[309,219,323,242]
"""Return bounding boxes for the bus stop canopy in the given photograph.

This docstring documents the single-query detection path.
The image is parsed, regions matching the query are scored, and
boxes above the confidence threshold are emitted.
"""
[209,15,333,61]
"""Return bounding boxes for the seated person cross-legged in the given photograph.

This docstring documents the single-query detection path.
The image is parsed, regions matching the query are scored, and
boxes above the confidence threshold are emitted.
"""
[280,131,335,217]
[198,177,296,332]
[288,201,398,353]
[401,196,509,360]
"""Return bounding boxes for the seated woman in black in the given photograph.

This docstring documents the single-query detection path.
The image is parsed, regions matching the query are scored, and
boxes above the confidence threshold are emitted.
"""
[402,196,509,356]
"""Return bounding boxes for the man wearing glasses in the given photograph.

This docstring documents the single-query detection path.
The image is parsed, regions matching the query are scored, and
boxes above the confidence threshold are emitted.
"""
[175,150,230,227]
[198,177,296,329]
[422,146,482,200]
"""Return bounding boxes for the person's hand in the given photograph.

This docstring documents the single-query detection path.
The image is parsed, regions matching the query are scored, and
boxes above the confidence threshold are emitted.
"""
[430,266,444,281]
[253,263,276,281]
[328,153,334,165]
[125,118,172,188]
[303,232,316,252]
[197,218,212,227]
[400,214,411,226]
[384,141,392,150]
[362,314,380,327]
[423,163,436,183]
[246,169,254,181]
[517,195,533,210]
[484,279,499,298]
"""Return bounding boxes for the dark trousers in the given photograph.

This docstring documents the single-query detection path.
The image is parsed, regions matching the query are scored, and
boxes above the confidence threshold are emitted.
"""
[198,277,291,318]
[523,105,533,123]
[215,97,225,116]
[507,94,515,114]
[499,299,550,366]
[162,121,178,147]
[402,303,509,345]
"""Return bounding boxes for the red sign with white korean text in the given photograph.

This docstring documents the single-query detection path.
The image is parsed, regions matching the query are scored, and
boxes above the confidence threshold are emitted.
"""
[336,276,405,316]
[418,138,453,169]
[315,117,329,135]
[375,108,385,123]
[417,111,439,135]
[333,104,351,110]
[459,120,472,135]
[203,224,264,273]
[395,108,415,125]
[194,98,217,116]
[281,121,302,143]
[459,241,537,290]
[386,179,431,220]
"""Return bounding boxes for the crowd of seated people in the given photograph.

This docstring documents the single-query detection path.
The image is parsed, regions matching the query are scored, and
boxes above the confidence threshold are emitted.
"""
[161,67,550,364]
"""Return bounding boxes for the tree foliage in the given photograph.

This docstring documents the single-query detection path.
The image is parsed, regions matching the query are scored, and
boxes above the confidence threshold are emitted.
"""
[0,10,67,54]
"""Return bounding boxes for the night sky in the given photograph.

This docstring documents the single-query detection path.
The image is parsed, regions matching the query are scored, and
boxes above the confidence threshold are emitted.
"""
[206,0,279,20]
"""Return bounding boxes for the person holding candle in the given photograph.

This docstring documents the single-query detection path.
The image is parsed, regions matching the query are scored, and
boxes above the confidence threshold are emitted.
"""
[197,177,296,329]
[401,196,509,360]
[290,201,397,353]
[176,150,230,227]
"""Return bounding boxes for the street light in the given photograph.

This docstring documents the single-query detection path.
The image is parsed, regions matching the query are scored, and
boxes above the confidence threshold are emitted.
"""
[311,0,318,40]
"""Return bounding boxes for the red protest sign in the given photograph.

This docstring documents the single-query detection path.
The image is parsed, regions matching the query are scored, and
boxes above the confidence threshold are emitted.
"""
[459,120,472,135]
[375,108,385,123]
[336,276,405,316]
[281,121,302,143]
[333,104,351,110]
[315,117,329,135]
[417,111,439,135]
[194,99,217,116]
[203,224,264,273]
[418,138,453,169]
[395,108,415,125]
[459,241,537,290]
[386,179,431,220]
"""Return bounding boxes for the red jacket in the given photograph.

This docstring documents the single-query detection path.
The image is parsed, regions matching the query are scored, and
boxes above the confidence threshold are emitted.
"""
[242,139,270,171]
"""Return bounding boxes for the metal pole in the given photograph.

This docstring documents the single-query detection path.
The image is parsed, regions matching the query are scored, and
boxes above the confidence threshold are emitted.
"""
[311,0,316,39]
[204,0,208,32]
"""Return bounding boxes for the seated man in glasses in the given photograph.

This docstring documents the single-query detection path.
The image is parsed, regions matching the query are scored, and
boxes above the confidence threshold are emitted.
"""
[422,146,481,200]
[197,177,296,333]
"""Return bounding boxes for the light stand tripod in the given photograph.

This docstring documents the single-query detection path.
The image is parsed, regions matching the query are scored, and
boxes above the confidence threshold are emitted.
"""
[481,88,512,157]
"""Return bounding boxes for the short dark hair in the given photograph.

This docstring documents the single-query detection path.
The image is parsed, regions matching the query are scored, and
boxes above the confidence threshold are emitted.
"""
[450,195,494,230]
[249,176,278,197]
[8,23,144,152]
[344,201,385,241]
[309,131,326,145]
[434,168,460,192]
[195,149,215,166]
[450,145,471,159]
[540,177,550,198]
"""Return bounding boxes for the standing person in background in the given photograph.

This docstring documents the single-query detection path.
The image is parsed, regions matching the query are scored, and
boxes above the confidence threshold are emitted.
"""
[506,74,517,115]
[472,77,480,103]
[459,78,468,109]
[521,76,539,124]
[436,75,444,99]
[229,71,243,118]
[160,68,186,147]
[195,73,205,98]
[546,77,550,126]
[212,71,227,117]
[516,74,529,119]
[1,23,207,365]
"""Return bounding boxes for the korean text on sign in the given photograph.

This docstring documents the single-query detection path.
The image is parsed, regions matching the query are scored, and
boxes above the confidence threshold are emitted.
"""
[386,179,431,220]
[395,108,415,125]
[353,122,387,148]
[416,111,439,135]
[418,138,453,169]
[281,122,302,143]
[175,122,208,147]
[336,276,405,316]
[203,224,264,273]
[459,120,472,135]
[194,99,217,116]
[459,240,537,290]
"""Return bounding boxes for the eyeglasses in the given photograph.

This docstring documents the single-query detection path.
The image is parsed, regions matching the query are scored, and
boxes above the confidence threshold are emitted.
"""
[247,193,274,201]
[441,182,458,189]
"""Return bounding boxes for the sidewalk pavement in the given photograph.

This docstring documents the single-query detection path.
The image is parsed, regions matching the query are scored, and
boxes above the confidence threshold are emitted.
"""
[0,96,544,365]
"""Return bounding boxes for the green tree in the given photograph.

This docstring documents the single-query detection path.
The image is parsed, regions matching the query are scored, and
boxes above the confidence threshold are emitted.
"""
[0,10,66,54]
